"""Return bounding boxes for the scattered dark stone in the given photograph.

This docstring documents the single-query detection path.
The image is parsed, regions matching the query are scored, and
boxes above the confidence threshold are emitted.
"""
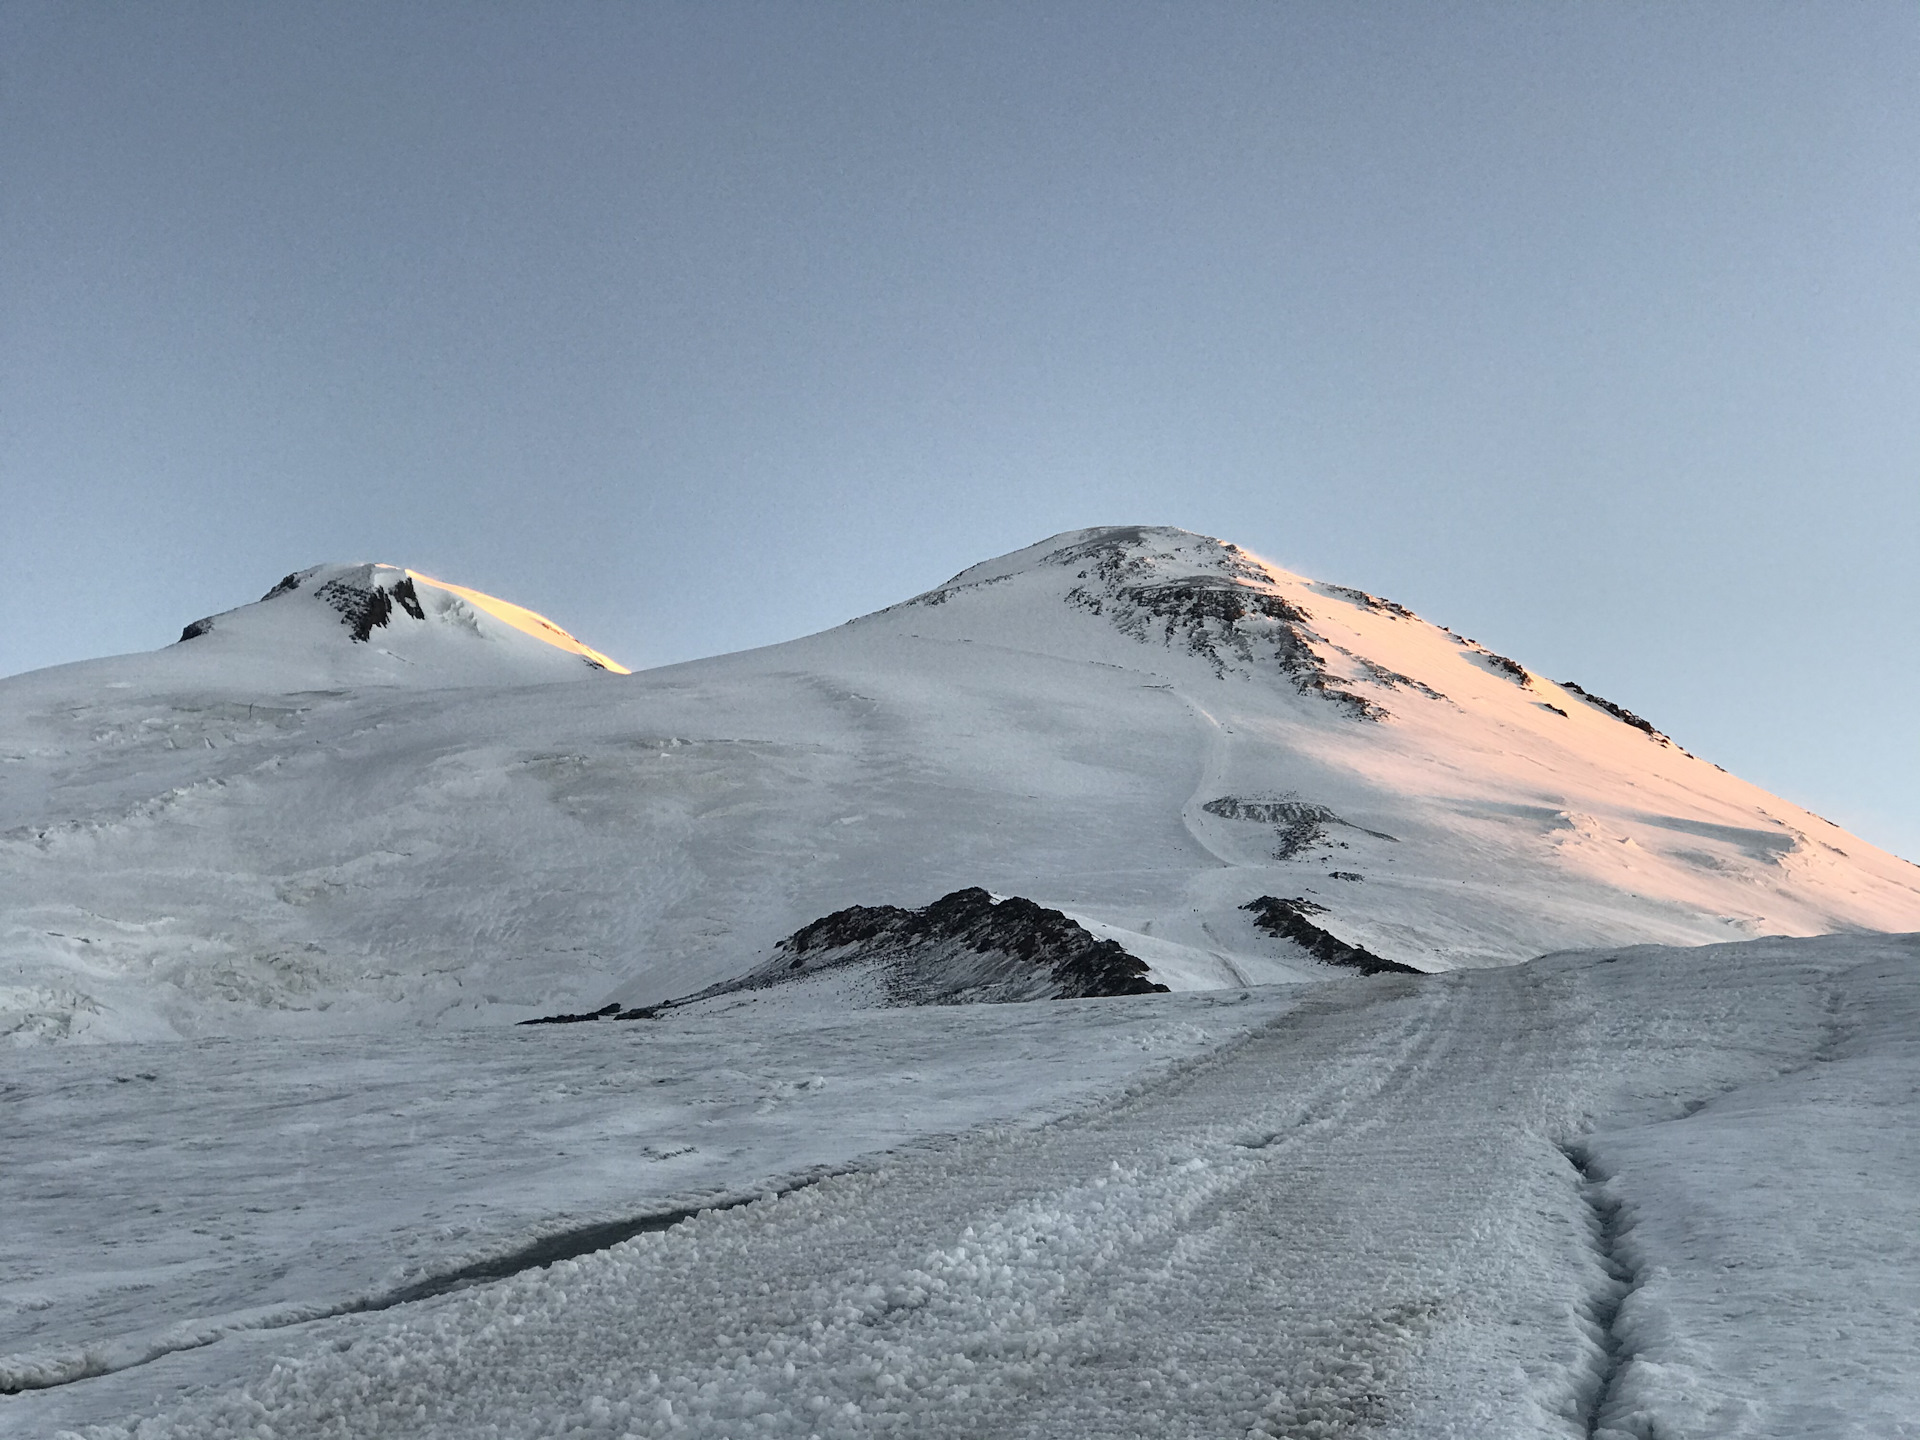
[184,568,429,649]
[1290,673,1385,721]
[1355,657,1450,702]
[1203,796,1398,857]
[1559,681,1671,745]
[1540,703,1569,717]
[317,576,395,642]
[518,1002,623,1026]
[897,530,1395,721]
[1322,584,1416,619]
[1272,819,1328,860]
[1328,871,1363,882]
[1204,796,1339,827]
[1241,896,1420,976]
[1475,650,1530,685]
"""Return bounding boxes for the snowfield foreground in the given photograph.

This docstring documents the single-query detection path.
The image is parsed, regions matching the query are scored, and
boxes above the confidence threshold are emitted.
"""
[6,930,1917,1438]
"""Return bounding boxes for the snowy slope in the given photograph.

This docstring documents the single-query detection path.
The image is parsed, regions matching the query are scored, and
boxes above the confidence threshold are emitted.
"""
[0,988,1289,1399]
[168,562,631,687]
[3,527,1917,1042]
[10,930,1917,1438]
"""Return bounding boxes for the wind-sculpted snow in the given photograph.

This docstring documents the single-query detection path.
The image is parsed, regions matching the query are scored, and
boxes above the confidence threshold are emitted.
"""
[20,932,1920,1438]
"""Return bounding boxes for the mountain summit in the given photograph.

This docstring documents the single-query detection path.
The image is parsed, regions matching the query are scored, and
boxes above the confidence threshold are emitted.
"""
[167,562,629,685]
[868,524,1660,730]
[3,525,1916,1042]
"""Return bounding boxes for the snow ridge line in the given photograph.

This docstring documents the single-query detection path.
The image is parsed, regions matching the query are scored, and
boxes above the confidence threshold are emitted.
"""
[1558,1141,1639,1440]
[0,1177,841,1397]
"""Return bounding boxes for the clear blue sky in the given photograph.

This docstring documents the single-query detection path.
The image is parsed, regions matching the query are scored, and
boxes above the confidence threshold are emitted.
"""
[5,3,1917,860]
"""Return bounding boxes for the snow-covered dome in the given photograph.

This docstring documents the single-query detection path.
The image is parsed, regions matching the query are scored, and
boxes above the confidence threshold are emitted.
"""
[164,562,629,689]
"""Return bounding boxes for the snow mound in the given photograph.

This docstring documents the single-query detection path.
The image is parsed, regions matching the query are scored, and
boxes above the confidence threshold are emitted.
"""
[168,563,629,687]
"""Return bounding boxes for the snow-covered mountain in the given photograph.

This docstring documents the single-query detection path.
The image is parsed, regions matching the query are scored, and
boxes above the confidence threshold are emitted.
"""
[4,525,1917,1042]
[171,562,630,686]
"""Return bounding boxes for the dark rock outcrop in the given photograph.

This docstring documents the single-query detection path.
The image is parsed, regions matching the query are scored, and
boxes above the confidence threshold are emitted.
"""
[1560,681,1670,745]
[732,886,1169,1006]
[520,1003,624,1026]
[893,529,1411,720]
[1058,538,1384,718]
[1242,896,1420,976]
[778,887,1160,995]
[317,572,427,643]
[1473,649,1531,686]
[1203,795,1398,859]
[1320,583,1416,620]
[522,888,1172,1023]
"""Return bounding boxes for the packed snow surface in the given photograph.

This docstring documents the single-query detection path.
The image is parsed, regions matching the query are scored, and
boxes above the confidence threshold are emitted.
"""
[1,990,1287,1400]
[6,931,1916,1437]
[5,527,1917,1043]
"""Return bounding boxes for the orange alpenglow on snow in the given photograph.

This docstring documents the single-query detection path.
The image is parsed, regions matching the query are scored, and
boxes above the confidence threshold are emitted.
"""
[405,571,632,674]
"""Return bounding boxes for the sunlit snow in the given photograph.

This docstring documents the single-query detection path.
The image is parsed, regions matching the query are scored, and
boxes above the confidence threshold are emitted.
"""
[403,571,631,674]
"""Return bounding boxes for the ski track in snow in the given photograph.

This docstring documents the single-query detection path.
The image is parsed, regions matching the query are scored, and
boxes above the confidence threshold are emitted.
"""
[7,931,1917,1439]
[1558,1142,1635,1439]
